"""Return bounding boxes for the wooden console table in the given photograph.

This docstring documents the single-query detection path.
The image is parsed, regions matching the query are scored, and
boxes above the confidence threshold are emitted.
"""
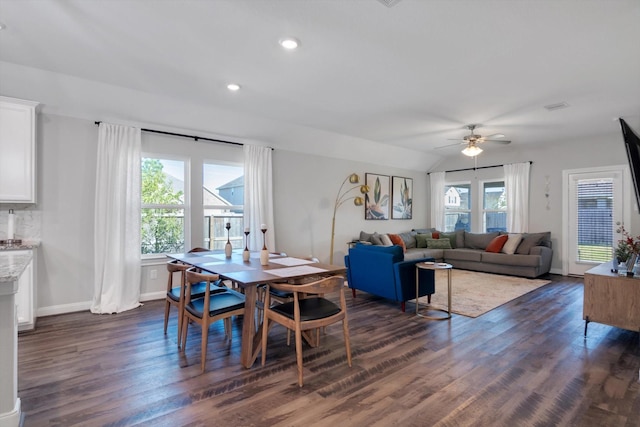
[583,261,640,336]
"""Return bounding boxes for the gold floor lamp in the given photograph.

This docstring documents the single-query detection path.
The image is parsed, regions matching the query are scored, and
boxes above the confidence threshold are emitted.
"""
[330,173,369,264]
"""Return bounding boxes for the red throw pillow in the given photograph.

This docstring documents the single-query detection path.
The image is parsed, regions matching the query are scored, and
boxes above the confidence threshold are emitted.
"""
[388,233,406,253]
[485,234,509,253]
[431,231,440,239]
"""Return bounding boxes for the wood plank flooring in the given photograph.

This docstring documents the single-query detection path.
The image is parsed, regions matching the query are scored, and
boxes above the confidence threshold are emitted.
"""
[17,275,640,427]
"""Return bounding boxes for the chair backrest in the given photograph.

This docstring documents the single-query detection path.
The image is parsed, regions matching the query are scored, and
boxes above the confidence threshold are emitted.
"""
[189,247,210,253]
[166,260,190,292]
[269,275,345,297]
[345,245,402,300]
[184,267,220,308]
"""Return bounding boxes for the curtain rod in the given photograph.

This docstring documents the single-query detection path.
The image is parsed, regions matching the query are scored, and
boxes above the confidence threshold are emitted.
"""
[428,161,533,175]
[94,121,243,147]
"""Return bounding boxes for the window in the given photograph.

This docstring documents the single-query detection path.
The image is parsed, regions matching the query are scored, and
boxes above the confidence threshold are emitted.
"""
[482,181,506,232]
[203,162,244,250]
[444,183,471,232]
[141,157,187,255]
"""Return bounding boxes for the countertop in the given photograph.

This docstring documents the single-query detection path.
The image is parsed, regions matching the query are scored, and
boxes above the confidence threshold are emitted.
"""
[0,240,40,251]
[0,250,33,283]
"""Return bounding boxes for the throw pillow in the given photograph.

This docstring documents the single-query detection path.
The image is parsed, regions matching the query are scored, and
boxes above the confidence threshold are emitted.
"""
[388,233,406,253]
[501,233,523,255]
[439,232,457,249]
[398,231,417,249]
[380,233,393,246]
[415,233,431,248]
[359,230,374,243]
[431,231,440,239]
[370,232,383,246]
[426,238,452,249]
[515,232,550,255]
[485,234,509,253]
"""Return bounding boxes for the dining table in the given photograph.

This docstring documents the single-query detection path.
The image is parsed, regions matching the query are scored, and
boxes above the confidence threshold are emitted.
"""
[166,250,347,368]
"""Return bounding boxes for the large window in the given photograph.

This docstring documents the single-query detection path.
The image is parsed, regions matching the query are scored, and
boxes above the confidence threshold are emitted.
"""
[141,157,187,255]
[203,162,244,250]
[482,181,506,232]
[444,183,471,232]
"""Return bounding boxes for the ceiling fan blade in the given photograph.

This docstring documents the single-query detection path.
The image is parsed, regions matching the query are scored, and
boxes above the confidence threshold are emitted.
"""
[483,139,511,144]
[435,142,466,149]
[484,133,506,139]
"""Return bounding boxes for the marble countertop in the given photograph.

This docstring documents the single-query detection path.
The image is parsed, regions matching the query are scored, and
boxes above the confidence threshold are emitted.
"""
[0,250,33,283]
[0,240,40,251]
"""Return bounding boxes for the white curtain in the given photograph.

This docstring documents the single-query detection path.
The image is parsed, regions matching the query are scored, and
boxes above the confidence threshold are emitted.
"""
[243,145,275,252]
[504,162,531,233]
[91,123,142,314]
[430,171,446,231]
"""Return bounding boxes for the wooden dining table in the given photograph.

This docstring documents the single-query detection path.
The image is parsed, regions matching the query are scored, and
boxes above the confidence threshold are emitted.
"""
[166,250,347,368]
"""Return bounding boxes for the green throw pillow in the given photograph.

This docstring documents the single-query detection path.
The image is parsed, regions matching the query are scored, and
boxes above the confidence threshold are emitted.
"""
[439,232,457,249]
[426,238,452,249]
[415,233,431,248]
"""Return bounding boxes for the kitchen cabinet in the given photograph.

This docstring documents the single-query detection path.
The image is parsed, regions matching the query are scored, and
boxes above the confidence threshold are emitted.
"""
[15,249,36,331]
[0,96,39,203]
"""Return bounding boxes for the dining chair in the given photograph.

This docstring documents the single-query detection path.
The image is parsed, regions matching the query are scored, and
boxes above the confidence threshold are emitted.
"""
[181,267,246,372]
[261,275,352,387]
[164,260,227,347]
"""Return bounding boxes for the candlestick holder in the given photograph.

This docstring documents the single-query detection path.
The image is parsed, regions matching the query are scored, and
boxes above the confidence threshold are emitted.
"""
[225,222,232,258]
[243,230,250,262]
[260,225,269,266]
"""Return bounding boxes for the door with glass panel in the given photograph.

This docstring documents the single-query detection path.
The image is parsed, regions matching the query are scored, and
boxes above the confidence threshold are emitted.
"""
[566,168,624,276]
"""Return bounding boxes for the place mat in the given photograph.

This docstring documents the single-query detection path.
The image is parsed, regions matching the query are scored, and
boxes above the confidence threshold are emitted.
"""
[197,262,256,273]
[270,257,316,267]
[263,265,327,278]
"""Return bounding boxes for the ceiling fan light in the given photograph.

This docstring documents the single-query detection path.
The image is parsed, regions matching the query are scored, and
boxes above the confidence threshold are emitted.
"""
[462,145,483,157]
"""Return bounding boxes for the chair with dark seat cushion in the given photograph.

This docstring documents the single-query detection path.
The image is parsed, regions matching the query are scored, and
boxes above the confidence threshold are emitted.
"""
[261,275,351,387]
[181,268,246,372]
[164,260,226,346]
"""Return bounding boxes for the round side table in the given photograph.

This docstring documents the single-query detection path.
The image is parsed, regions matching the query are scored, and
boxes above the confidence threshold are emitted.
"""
[415,262,452,320]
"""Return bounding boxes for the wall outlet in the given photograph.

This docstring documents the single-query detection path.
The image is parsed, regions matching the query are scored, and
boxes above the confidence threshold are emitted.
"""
[149,269,157,280]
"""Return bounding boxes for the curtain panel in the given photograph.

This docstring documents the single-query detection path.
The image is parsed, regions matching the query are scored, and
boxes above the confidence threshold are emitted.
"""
[243,145,275,252]
[430,171,446,231]
[91,123,142,314]
[504,162,531,233]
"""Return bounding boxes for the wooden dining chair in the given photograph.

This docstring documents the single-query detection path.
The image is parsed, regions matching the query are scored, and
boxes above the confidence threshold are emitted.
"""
[261,275,352,387]
[181,267,246,372]
[164,260,227,347]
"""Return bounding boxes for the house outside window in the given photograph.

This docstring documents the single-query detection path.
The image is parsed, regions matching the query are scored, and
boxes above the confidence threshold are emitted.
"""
[444,183,471,232]
[482,181,507,232]
[141,156,187,256]
[203,162,244,250]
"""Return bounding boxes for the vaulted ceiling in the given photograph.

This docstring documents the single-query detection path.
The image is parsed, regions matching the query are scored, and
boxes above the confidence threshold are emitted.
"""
[1,0,639,169]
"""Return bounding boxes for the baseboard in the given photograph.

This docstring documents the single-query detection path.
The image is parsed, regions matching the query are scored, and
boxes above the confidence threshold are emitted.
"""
[549,267,563,275]
[37,292,166,317]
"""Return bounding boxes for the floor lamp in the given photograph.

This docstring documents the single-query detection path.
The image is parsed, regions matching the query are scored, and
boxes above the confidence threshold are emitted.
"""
[330,173,369,264]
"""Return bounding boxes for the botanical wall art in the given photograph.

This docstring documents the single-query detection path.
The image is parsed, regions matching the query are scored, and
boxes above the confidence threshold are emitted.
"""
[365,173,390,220]
[392,176,413,219]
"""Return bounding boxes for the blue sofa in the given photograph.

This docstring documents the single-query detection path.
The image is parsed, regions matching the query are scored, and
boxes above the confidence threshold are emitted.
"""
[344,244,436,312]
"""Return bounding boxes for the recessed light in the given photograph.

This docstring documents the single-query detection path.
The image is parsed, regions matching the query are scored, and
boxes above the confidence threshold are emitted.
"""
[279,37,300,50]
[227,83,241,91]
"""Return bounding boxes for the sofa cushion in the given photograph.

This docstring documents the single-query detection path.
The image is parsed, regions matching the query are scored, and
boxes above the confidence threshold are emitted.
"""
[353,243,404,262]
[426,238,452,249]
[485,234,508,253]
[481,252,541,267]
[501,233,523,255]
[388,233,406,253]
[371,232,384,245]
[398,231,417,249]
[516,232,550,254]
[415,233,431,248]
[440,230,464,249]
[443,248,483,262]
[464,232,499,250]
[359,230,374,243]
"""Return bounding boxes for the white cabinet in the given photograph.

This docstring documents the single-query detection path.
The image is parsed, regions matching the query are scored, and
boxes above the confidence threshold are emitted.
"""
[0,96,39,203]
[13,249,36,331]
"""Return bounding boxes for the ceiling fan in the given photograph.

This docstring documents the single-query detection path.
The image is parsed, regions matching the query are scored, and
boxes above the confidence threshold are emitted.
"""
[437,124,511,156]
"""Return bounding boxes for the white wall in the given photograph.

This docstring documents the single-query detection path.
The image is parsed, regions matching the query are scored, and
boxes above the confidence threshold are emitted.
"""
[428,133,640,273]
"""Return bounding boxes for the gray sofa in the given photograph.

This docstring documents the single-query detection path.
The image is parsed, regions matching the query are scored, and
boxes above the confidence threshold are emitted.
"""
[356,229,552,279]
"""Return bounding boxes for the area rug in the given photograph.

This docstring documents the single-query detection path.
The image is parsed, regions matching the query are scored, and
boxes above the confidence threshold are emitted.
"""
[419,269,551,318]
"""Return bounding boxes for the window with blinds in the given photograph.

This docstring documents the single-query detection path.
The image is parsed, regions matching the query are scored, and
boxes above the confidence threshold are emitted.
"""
[576,178,613,262]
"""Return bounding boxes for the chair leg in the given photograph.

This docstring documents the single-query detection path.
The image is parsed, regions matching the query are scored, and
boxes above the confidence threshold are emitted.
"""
[164,300,171,335]
[343,318,352,367]
[401,301,406,312]
[201,321,209,373]
[261,318,269,366]
[181,314,189,350]
[177,306,184,347]
[295,325,304,387]
[352,288,356,298]
[428,294,432,304]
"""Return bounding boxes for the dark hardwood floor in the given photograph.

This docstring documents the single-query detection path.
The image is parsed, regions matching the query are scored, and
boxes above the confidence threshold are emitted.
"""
[18,275,640,427]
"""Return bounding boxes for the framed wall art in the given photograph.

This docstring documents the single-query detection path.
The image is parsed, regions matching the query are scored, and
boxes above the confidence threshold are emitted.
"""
[391,176,413,219]
[365,173,390,220]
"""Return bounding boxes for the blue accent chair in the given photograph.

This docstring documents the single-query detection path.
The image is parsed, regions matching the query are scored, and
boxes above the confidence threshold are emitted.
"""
[344,244,435,312]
